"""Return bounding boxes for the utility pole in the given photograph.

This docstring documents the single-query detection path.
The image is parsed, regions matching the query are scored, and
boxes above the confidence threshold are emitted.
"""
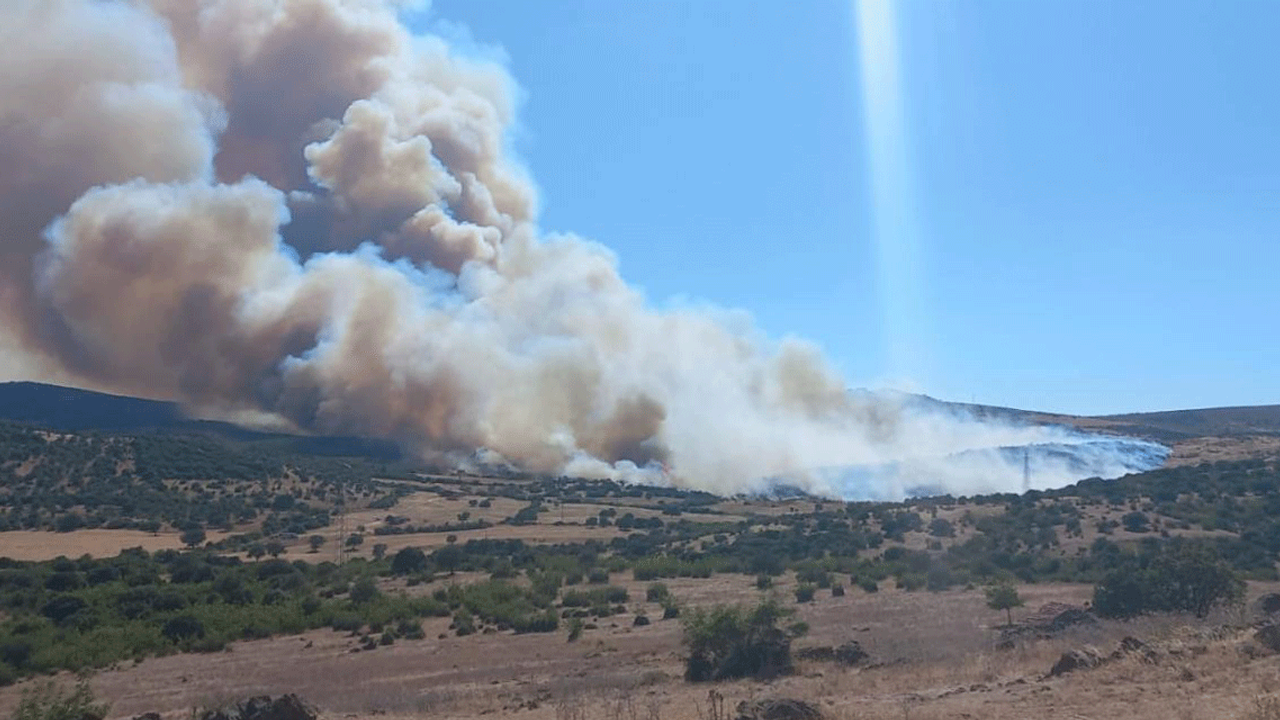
[338,461,352,566]
[1022,448,1031,493]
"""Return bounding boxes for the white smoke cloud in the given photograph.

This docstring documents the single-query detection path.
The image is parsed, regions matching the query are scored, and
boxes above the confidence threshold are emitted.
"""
[0,0,1165,499]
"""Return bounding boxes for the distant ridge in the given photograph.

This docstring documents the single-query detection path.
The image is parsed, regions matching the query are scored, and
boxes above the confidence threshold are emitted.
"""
[0,381,187,431]
[863,389,1280,442]
[3,380,1277,461]
[0,381,402,460]
[1098,405,1280,439]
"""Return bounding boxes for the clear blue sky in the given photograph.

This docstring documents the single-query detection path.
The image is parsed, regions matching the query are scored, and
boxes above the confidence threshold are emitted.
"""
[422,0,1279,416]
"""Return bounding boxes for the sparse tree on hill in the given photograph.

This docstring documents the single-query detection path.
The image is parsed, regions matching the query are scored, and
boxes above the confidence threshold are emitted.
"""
[308,535,325,553]
[179,528,205,549]
[265,540,285,558]
[985,581,1024,626]
[247,543,266,560]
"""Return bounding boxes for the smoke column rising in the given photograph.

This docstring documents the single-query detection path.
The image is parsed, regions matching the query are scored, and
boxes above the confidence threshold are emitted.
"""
[0,0,1164,498]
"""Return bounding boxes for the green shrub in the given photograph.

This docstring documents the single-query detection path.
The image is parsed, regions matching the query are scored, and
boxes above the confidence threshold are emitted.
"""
[794,584,816,603]
[682,599,793,682]
[646,583,670,603]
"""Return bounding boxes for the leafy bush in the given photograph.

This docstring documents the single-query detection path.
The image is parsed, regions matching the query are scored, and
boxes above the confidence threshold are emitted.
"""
[794,584,816,603]
[1093,541,1244,619]
[682,599,793,682]
[646,583,670,603]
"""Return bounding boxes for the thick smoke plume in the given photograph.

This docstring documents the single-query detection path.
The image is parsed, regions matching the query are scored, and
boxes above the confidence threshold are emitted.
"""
[0,0,1163,498]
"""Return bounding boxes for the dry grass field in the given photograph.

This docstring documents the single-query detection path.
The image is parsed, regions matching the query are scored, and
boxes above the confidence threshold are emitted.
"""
[3,577,1278,720]
[0,529,231,561]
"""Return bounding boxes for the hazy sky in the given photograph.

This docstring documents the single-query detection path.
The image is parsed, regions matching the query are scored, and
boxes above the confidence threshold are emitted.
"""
[420,0,1278,415]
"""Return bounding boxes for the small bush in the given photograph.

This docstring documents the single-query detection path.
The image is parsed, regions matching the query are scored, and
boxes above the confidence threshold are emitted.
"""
[646,583,670,602]
[794,584,816,603]
[453,609,476,636]
[682,599,793,682]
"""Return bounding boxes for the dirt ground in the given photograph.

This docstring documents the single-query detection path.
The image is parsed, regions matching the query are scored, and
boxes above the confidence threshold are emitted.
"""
[0,529,231,562]
[3,579,1278,720]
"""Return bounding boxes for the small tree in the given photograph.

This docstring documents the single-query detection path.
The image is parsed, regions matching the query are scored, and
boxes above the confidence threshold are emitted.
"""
[349,578,379,604]
[391,547,428,575]
[179,528,206,549]
[265,540,286,558]
[985,581,1024,626]
[372,543,388,561]
[308,535,325,553]
[247,543,266,560]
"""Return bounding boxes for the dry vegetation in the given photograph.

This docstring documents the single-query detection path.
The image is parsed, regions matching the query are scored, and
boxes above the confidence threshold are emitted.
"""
[1,580,1277,720]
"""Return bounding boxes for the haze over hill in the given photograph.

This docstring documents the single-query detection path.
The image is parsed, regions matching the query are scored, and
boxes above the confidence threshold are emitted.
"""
[29,380,1280,498]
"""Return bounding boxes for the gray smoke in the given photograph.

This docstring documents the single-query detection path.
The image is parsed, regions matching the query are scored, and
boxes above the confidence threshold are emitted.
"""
[0,0,1164,498]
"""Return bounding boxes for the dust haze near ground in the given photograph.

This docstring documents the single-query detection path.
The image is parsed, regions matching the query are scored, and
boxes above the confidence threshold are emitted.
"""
[0,0,1163,498]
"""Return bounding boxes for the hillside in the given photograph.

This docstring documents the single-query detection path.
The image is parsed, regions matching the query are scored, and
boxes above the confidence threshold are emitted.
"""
[0,381,402,460]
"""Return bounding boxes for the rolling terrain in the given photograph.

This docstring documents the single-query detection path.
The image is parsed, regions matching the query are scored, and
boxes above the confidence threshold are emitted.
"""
[2,381,1280,720]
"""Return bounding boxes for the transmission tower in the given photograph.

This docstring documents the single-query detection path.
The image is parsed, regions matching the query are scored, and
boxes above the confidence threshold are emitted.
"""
[1022,447,1031,493]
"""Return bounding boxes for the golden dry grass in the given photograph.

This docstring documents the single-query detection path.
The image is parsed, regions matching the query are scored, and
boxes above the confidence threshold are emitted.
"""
[0,529,231,561]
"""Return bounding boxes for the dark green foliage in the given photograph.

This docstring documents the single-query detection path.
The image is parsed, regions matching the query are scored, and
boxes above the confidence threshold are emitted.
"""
[161,615,204,642]
[1122,511,1151,533]
[0,549,449,681]
[682,599,793,682]
[390,547,427,575]
[794,584,816,603]
[561,586,628,607]
[928,518,955,538]
[1093,541,1245,618]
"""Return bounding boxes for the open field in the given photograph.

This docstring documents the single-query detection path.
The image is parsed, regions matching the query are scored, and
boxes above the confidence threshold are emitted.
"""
[2,579,1277,720]
[0,529,231,562]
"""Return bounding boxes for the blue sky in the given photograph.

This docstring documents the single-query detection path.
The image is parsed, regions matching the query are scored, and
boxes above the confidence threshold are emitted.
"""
[422,0,1279,416]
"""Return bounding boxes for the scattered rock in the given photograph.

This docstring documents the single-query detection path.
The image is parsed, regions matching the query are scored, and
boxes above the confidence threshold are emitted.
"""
[1110,636,1158,663]
[795,641,867,666]
[1001,603,1099,649]
[1048,648,1103,677]
[1255,593,1280,616]
[734,698,823,720]
[794,647,835,662]
[1254,624,1280,653]
[197,695,318,720]
[834,641,868,666]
